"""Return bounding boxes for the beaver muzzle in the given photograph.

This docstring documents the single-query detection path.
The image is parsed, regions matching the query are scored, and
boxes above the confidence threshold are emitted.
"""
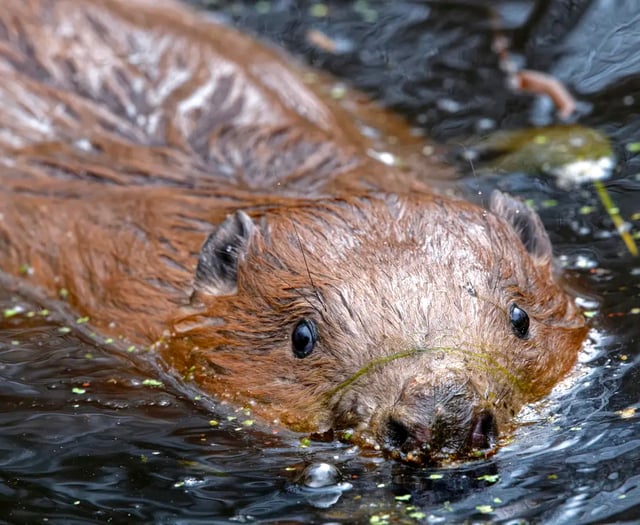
[374,375,498,464]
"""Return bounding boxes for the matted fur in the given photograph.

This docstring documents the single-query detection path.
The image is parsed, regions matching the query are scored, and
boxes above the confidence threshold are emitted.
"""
[0,0,587,462]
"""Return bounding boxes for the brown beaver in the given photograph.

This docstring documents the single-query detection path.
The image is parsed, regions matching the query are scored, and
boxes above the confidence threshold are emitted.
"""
[0,0,587,463]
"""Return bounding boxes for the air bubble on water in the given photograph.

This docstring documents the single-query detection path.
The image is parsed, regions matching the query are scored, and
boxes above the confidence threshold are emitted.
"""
[300,462,340,488]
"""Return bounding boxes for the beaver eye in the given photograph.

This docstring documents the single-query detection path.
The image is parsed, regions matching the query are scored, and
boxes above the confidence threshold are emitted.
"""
[292,319,318,358]
[509,303,530,338]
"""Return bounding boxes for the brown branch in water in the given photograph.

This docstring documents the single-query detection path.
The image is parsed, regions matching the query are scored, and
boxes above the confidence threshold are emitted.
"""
[492,23,577,119]
[512,69,577,120]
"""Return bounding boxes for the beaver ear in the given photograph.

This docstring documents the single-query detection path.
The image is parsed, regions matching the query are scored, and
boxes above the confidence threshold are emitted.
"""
[195,211,255,296]
[490,190,552,264]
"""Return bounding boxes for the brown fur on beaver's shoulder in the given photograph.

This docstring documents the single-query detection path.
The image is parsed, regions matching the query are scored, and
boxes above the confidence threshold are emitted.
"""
[0,0,587,463]
[0,0,430,196]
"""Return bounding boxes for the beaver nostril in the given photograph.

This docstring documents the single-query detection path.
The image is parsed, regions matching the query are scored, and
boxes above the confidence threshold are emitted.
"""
[385,417,410,449]
[470,411,496,450]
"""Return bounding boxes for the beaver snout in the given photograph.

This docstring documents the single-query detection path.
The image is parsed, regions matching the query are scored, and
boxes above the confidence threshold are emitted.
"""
[377,376,497,464]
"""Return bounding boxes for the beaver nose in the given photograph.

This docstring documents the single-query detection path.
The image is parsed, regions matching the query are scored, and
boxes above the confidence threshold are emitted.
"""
[470,411,497,450]
[379,379,497,463]
[382,408,497,463]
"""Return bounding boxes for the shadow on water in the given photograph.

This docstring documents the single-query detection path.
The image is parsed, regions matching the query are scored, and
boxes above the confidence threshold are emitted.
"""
[2,0,640,522]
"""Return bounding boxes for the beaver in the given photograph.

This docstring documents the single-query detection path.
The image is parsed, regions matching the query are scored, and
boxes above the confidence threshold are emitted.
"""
[0,0,587,463]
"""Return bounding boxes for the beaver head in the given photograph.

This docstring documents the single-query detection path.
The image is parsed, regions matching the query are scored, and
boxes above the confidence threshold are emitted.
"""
[168,190,587,463]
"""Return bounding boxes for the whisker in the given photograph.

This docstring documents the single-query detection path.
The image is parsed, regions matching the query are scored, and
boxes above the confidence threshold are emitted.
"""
[291,219,327,312]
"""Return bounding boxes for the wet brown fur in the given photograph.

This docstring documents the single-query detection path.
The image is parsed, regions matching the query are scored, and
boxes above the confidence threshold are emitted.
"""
[0,0,587,459]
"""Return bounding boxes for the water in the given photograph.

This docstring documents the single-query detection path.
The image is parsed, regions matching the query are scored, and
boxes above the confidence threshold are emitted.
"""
[2,0,640,522]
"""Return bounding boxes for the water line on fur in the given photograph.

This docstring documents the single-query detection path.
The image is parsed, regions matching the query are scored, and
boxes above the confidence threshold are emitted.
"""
[324,345,526,401]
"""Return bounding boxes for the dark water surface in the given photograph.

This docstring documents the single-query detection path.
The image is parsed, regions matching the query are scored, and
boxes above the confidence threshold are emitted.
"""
[3,1,640,523]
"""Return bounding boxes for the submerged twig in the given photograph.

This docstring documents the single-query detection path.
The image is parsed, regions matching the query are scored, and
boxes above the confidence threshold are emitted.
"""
[594,180,638,257]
